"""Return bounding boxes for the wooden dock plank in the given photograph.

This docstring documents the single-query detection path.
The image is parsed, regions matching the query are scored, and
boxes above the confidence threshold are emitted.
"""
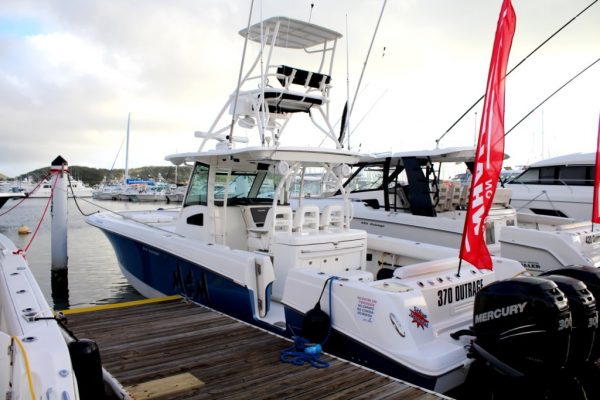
[64,298,448,400]
[126,373,204,399]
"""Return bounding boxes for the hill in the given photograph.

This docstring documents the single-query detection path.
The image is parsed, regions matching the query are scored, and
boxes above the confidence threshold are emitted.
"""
[10,165,192,187]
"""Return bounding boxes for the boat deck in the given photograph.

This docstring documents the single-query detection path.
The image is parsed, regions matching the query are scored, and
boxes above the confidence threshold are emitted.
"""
[63,296,449,399]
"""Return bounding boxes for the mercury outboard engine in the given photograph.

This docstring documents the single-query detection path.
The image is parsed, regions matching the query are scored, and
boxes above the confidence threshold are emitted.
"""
[471,276,571,376]
[541,274,597,366]
[541,266,600,399]
[542,266,600,360]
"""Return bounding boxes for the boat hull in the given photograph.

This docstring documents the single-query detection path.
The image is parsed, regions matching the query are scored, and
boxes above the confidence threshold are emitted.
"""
[101,229,258,323]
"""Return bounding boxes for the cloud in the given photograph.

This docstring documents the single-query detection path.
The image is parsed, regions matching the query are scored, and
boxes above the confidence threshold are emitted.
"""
[0,0,598,178]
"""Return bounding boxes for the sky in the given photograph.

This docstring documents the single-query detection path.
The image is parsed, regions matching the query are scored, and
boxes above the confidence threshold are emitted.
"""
[0,0,598,178]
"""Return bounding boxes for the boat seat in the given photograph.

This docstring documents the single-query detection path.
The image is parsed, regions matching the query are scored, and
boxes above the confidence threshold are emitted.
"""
[293,205,320,234]
[320,204,344,231]
[276,65,331,92]
[450,184,462,210]
[233,88,325,116]
[458,184,470,209]
[247,206,293,251]
[435,184,450,212]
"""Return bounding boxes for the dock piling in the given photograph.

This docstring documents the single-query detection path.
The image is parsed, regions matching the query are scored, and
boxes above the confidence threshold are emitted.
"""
[51,155,69,270]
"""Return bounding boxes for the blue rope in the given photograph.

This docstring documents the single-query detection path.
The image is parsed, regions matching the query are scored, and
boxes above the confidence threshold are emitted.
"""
[280,276,337,369]
[280,336,329,368]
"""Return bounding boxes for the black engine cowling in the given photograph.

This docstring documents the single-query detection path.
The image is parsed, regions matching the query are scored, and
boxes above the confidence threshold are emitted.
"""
[471,276,571,376]
[541,265,600,361]
[541,274,597,366]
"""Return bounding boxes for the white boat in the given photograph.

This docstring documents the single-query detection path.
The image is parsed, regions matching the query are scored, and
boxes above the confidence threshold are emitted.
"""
[115,179,168,202]
[0,233,80,398]
[27,178,94,198]
[127,189,167,202]
[92,182,125,200]
[316,147,600,274]
[507,152,594,221]
[165,186,186,203]
[83,14,569,393]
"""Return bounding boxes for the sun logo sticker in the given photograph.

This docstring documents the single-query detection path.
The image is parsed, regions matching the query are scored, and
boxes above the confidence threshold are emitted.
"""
[409,306,429,329]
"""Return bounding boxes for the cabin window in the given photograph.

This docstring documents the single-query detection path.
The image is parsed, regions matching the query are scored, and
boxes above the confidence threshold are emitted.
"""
[257,174,279,199]
[539,167,555,184]
[184,163,210,207]
[346,164,385,192]
[513,168,539,184]
[558,166,591,186]
[214,173,256,200]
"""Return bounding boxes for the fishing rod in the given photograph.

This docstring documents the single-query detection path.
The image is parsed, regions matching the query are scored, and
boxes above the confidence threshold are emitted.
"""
[435,0,599,147]
[505,57,600,136]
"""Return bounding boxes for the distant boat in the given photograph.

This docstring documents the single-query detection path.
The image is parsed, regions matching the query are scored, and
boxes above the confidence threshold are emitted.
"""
[26,178,94,198]
[507,152,594,221]
[92,182,125,200]
[165,186,186,203]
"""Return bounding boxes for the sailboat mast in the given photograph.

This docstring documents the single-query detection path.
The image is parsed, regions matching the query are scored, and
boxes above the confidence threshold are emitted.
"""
[125,112,130,182]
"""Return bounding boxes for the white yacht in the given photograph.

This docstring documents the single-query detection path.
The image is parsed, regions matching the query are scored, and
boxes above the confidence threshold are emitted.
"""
[507,152,594,221]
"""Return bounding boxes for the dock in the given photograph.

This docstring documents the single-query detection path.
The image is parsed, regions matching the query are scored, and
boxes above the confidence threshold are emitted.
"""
[63,297,449,399]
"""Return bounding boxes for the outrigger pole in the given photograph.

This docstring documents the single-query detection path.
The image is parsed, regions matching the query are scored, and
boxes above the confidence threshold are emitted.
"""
[435,0,599,148]
[229,0,255,145]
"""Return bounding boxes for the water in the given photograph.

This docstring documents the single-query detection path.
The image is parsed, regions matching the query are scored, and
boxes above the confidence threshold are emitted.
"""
[0,197,175,310]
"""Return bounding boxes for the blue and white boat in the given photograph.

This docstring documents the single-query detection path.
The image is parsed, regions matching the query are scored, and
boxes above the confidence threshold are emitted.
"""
[86,15,536,393]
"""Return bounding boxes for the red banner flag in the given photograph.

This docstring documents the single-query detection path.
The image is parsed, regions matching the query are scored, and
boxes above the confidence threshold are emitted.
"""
[459,0,516,270]
[593,115,600,224]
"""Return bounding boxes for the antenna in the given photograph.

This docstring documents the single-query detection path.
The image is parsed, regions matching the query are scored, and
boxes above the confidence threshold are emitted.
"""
[344,14,350,147]
[342,0,387,149]
[309,3,314,23]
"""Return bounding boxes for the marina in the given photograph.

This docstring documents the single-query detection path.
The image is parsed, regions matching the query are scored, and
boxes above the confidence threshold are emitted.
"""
[1,1,599,399]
